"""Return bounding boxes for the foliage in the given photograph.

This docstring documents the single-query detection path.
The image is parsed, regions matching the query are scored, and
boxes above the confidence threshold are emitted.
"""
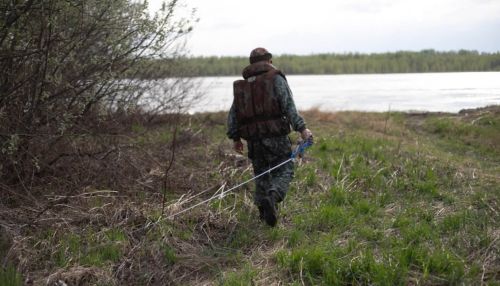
[0,0,195,188]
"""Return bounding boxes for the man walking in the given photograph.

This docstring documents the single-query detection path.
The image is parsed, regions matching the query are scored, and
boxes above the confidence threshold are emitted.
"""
[227,47,313,227]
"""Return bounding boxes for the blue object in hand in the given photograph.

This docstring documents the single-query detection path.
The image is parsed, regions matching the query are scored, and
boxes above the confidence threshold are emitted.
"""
[291,137,313,159]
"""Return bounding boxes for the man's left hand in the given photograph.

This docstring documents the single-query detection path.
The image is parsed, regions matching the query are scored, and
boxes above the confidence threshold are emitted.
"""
[234,140,244,154]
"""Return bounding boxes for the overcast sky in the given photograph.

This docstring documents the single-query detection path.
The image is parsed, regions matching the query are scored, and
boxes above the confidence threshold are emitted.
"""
[149,0,500,57]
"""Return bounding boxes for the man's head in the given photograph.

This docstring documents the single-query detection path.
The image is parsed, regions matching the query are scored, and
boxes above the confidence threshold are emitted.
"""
[249,47,272,64]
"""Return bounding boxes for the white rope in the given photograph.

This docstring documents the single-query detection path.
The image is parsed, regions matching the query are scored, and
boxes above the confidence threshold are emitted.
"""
[166,157,294,219]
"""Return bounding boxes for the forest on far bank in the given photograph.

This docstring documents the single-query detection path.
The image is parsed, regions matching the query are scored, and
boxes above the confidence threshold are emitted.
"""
[140,50,500,78]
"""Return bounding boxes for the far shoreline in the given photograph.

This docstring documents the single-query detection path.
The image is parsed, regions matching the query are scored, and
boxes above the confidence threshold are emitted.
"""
[188,105,500,117]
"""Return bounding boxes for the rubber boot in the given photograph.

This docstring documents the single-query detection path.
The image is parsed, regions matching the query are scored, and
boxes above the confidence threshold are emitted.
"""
[258,205,265,221]
[261,194,277,227]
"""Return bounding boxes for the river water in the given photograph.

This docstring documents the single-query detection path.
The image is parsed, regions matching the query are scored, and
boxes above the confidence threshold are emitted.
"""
[189,72,500,113]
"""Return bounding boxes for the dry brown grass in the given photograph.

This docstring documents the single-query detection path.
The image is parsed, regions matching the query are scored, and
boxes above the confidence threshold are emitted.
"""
[0,113,244,284]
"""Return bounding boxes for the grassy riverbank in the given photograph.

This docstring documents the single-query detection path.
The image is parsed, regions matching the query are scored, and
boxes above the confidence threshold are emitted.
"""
[1,106,499,285]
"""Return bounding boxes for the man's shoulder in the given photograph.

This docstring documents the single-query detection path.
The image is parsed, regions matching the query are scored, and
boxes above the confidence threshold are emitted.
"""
[275,69,287,79]
[273,73,289,92]
[273,73,288,84]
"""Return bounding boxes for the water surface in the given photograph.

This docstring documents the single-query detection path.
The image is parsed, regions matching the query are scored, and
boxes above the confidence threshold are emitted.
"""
[190,72,500,113]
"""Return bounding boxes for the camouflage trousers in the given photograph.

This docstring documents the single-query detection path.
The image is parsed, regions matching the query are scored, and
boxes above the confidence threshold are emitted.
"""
[247,136,294,206]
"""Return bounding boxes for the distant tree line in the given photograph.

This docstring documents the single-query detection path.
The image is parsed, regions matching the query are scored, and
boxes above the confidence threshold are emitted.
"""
[143,50,500,77]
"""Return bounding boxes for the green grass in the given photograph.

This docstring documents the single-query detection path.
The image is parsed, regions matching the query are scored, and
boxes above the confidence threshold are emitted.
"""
[267,108,500,285]
[161,244,178,265]
[219,264,257,286]
[0,265,22,286]
[80,244,122,266]
[422,113,500,162]
[50,229,127,268]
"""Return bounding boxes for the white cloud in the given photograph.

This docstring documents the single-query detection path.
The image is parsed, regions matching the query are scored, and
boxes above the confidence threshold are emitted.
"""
[148,0,500,56]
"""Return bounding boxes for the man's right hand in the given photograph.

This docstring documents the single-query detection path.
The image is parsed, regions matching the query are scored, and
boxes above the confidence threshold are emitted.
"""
[234,140,244,154]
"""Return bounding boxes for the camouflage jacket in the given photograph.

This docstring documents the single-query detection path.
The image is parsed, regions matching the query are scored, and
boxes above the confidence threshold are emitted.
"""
[227,74,306,141]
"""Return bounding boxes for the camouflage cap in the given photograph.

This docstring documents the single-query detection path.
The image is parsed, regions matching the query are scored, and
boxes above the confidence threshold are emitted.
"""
[249,47,272,64]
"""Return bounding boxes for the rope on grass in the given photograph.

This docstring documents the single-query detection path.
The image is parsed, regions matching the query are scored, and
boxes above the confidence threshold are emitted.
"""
[166,139,313,219]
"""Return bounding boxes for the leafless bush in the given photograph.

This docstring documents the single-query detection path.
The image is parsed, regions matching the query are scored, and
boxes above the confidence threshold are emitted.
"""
[0,0,198,195]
